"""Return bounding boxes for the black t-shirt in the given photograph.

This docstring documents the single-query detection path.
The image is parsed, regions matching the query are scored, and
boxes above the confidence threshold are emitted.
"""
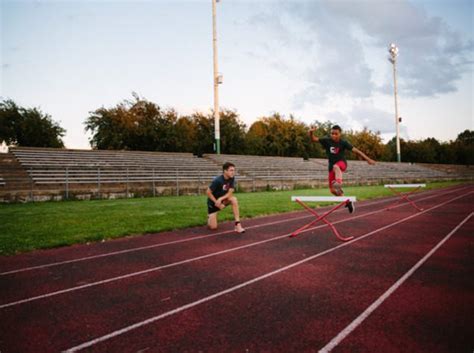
[319,136,353,171]
[208,175,235,202]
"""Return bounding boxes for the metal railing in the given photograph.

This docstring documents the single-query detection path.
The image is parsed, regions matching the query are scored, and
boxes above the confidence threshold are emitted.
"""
[23,166,246,199]
[21,165,333,199]
[10,165,455,201]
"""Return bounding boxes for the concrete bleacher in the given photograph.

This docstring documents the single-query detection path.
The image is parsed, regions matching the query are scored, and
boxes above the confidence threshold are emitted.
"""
[0,147,470,202]
[10,147,224,185]
[343,160,449,181]
[418,163,474,178]
[204,154,451,183]
[0,147,231,201]
[204,154,328,180]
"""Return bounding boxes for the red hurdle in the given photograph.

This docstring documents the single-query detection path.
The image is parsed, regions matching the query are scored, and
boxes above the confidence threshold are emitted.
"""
[384,184,426,211]
[290,196,356,241]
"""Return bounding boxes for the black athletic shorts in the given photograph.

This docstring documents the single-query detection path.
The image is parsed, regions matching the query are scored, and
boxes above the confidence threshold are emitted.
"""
[207,199,227,214]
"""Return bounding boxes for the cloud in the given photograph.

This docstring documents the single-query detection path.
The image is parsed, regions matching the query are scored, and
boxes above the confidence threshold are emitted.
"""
[307,1,473,97]
[247,2,375,107]
[244,0,473,109]
[324,102,410,140]
[351,104,400,134]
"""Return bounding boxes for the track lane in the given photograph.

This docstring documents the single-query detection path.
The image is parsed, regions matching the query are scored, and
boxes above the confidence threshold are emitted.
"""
[67,191,474,353]
[324,213,474,353]
[1,184,466,275]
[0,186,464,307]
[0,187,468,352]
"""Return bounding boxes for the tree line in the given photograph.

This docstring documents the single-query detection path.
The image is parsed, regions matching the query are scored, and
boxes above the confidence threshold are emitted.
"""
[1,96,472,165]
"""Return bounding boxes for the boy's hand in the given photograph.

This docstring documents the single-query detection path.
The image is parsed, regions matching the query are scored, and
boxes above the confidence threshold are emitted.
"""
[367,159,376,165]
[214,200,225,209]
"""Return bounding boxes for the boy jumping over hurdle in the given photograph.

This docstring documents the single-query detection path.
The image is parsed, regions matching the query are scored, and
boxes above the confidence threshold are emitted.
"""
[207,162,245,233]
[309,125,376,213]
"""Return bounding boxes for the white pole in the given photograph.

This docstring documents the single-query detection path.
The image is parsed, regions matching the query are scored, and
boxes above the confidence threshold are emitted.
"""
[393,58,401,163]
[389,43,401,163]
[212,0,221,154]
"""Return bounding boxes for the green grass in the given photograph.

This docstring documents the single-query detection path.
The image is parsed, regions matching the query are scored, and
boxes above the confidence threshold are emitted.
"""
[0,181,466,256]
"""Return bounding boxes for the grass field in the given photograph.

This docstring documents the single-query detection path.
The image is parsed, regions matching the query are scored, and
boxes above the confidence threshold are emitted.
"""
[0,181,466,256]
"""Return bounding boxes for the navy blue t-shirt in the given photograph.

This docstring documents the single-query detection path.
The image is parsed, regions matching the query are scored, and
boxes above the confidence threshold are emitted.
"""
[319,137,353,171]
[208,175,235,201]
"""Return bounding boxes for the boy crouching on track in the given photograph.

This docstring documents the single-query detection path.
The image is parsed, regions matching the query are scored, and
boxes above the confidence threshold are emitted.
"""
[207,162,245,233]
[309,125,376,213]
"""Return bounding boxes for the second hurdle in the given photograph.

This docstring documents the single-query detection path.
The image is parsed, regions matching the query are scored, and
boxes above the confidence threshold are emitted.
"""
[384,183,426,211]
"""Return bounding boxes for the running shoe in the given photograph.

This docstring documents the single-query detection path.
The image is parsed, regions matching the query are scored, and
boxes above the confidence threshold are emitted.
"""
[345,200,355,214]
[235,221,246,233]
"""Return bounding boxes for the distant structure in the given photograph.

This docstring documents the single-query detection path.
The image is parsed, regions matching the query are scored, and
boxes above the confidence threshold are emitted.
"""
[0,141,8,154]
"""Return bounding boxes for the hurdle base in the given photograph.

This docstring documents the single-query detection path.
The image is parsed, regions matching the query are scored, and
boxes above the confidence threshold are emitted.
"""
[384,184,425,212]
[290,197,355,242]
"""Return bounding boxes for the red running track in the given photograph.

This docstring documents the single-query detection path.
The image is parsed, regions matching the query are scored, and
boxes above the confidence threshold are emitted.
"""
[0,184,472,353]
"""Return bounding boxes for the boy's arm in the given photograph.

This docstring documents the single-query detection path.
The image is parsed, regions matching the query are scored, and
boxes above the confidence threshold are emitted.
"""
[214,189,234,208]
[309,127,320,142]
[206,187,218,204]
[352,147,376,165]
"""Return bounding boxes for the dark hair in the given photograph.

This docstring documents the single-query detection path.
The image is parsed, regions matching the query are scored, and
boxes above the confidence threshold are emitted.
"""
[331,125,342,132]
[223,162,235,171]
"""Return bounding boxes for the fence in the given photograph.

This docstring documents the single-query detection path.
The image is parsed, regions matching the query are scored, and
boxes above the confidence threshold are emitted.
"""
[21,165,335,201]
[5,164,456,203]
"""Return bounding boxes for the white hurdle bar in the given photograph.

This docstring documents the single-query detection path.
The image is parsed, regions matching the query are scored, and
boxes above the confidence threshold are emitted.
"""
[384,184,426,188]
[384,183,426,211]
[291,196,357,202]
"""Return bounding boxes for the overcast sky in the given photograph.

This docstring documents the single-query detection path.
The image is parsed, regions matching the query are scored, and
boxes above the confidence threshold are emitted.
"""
[1,0,473,149]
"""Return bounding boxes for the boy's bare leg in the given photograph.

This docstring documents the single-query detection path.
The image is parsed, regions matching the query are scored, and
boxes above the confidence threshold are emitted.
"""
[333,164,343,182]
[332,165,343,196]
[228,197,245,233]
[208,212,218,230]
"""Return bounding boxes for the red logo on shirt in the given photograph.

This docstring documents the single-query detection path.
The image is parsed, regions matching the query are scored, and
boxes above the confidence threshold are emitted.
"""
[330,147,340,154]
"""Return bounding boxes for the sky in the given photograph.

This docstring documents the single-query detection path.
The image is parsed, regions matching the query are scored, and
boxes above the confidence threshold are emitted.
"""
[1,0,473,149]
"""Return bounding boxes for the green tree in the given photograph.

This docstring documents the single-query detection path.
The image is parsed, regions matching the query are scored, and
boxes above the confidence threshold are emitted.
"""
[85,94,177,151]
[345,128,385,161]
[192,112,214,156]
[383,137,408,162]
[85,104,131,150]
[174,116,197,153]
[245,113,311,157]
[0,99,65,147]
[219,109,247,155]
[437,142,456,164]
[246,120,270,155]
[421,138,441,164]
[454,130,474,165]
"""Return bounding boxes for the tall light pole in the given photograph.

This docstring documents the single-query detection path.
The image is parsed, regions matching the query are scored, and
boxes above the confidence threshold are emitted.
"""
[388,43,401,163]
[212,0,222,154]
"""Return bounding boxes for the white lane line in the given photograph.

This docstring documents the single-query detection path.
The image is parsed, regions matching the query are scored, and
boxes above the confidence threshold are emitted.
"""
[0,195,398,276]
[1,185,464,276]
[318,211,474,353]
[0,207,393,309]
[0,214,309,276]
[62,192,473,353]
[0,187,469,310]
